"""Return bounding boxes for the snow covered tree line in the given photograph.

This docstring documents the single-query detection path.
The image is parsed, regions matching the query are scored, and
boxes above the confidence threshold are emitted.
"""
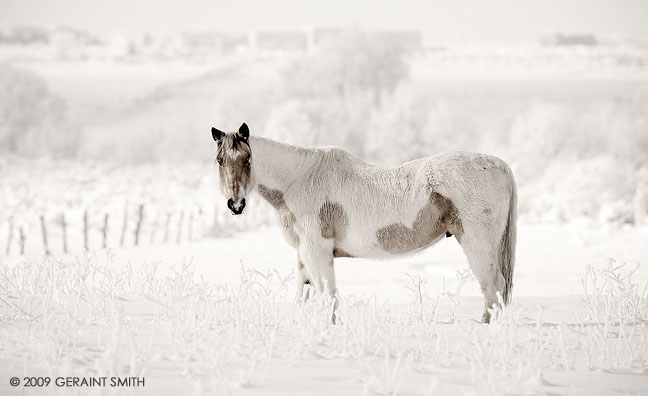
[1,30,647,227]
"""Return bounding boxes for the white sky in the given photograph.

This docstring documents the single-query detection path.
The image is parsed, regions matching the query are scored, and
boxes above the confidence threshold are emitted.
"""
[1,0,647,42]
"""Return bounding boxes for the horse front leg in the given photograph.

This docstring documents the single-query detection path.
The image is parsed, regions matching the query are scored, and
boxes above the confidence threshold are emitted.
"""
[295,255,312,302]
[298,239,338,322]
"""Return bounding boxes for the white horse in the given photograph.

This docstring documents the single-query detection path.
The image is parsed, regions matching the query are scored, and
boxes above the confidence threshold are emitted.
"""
[211,123,517,323]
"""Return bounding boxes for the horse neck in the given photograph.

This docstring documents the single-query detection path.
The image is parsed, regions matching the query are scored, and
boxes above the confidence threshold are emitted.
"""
[249,136,319,191]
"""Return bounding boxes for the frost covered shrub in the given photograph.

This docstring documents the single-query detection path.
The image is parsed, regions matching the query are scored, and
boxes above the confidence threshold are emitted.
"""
[582,260,648,323]
[0,65,80,157]
[521,155,637,223]
[263,100,315,147]
[365,86,479,166]
[272,29,411,158]
[283,29,409,103]
[578,261,648,369]
[262,91,375,156]
[507,99,648,224]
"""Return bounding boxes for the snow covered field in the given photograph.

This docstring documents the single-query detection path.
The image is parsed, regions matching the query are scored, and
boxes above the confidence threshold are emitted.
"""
[1,223,647,396]
[1,19,647,396]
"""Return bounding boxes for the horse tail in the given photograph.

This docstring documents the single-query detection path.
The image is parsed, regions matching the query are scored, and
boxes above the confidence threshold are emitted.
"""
[499,164,517,305]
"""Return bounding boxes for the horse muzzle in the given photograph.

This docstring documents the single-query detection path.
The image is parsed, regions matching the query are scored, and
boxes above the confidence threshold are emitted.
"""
[227,198,246,215]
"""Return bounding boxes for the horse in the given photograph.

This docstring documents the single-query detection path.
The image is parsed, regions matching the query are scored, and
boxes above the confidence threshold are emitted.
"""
[211,123,517,323]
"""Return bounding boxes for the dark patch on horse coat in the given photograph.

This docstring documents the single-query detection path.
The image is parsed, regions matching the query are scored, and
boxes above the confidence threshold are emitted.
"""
[319,200,351,260]
[431,192,463,236]
[257,184,299,247]
[319,201,348,240]
[333,247,353,258]
[376,191,463,254]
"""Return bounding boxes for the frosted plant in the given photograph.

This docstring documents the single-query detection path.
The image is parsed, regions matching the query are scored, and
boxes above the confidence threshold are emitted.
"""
[581,260,648,324]
[404,272,439,324]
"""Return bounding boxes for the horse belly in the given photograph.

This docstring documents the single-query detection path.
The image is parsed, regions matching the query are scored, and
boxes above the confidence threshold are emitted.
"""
[336,222,447,259]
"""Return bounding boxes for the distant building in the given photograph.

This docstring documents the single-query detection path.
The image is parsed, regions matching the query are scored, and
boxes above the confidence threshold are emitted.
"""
[309,28,421,51]
[50,27,102,47]
[254,30,309,52]
[182,31,224,53]
[543,33,598,47]
[0,26,49,45]
[180,32,247,55]
[0,25,422,59]
[373,30,422,50]
[250,27,422,54]
[309,27,347,48]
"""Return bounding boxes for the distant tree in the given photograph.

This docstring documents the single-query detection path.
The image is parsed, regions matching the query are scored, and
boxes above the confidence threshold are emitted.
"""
[366,89,432,165]
[0,65,79,157]
[264,100,316,146]
[366,90,479,166]
[274,30,411,156]
[284,29,410,105]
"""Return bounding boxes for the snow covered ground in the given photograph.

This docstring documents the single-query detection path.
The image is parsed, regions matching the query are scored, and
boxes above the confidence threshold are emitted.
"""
[1,223,647,395]
[101,222,648,301]
[1,36,647,396]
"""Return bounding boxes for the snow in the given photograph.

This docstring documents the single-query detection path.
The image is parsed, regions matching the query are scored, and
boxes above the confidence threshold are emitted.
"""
[1,223,647,396]
[2,36,648,396]
[85,223,648,301]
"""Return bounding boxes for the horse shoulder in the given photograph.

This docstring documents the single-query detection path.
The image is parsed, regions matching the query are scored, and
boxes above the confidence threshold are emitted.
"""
[256,184,301,247]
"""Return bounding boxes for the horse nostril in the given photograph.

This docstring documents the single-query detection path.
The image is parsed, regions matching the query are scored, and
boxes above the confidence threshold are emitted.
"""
[227,198,245,215]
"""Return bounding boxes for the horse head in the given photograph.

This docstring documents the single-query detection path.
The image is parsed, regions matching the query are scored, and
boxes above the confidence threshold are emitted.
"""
[211,123,252,215]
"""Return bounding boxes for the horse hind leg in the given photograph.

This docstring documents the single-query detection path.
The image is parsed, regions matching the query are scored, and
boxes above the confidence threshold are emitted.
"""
[458,234,505,323]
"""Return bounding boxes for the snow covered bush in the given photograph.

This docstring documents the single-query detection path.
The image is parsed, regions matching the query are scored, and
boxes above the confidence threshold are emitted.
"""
[0,64,80,157]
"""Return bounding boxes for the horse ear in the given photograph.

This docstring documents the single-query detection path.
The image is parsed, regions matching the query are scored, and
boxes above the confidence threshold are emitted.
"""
[237,123,249,141]
[211,127,225,142]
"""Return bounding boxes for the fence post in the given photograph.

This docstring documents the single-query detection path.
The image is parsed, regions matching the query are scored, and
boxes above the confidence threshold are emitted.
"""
[19,226,26,255]
[188,211,194,241]
[197,206,204,239]
[83,210,89,251]
[164,212,172,244]
[6,217,14,256]
[120,201,129,247]
[102,214,109,249]
[149,218,158,245]
[61,214,68,254]
[40,215,50,256]
[134,204,144,246]
[176,210,185,244]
